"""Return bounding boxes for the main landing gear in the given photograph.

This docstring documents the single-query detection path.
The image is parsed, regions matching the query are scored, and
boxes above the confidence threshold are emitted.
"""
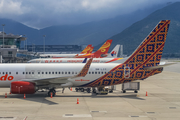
[48,88,56,97]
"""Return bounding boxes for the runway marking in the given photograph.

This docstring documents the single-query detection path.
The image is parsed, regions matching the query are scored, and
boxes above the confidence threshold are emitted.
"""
[169,107,176,109]
[146,112,156,114]
[129,115,147,117]
[0,117,17,120]
[63,114,92,117]
[91,111,107,113]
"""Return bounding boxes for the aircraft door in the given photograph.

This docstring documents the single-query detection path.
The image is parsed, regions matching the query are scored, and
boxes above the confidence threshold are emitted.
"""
[124,65,130,79]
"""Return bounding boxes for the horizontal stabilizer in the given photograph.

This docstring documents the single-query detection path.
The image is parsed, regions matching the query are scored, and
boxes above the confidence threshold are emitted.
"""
[144,62,176,70]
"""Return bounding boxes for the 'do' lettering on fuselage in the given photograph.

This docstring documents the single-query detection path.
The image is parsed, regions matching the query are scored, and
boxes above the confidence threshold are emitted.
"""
[0,74,14,81]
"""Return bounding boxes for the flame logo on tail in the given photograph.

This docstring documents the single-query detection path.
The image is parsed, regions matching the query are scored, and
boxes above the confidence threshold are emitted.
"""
[99,42,111,52]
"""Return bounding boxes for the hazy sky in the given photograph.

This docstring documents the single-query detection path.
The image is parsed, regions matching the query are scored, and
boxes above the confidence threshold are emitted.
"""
[0,0,179,29]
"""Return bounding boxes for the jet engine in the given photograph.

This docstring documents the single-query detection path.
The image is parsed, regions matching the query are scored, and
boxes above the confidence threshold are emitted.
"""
[100,54,108,57]
[10,81,36,94]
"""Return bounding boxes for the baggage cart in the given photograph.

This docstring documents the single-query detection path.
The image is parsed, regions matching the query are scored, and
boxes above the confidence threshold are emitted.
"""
[122,82,140,93]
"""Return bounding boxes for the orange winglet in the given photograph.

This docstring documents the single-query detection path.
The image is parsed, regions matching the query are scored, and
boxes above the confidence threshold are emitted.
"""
[76,58,93,77]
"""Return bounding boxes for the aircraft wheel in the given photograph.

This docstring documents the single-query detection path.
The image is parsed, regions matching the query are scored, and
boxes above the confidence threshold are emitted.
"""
[48,89,56,97]
[109,90,113,93]
[75,88,79,92]
[134,90,138,93]
[81,88,84,92]
[93,89,96,93]
[123,90,126,93]
[87,88,91,93]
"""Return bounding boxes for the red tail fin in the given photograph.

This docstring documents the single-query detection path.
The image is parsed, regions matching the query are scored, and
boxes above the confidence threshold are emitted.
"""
[93,39,112,57]
[80,45,93,54]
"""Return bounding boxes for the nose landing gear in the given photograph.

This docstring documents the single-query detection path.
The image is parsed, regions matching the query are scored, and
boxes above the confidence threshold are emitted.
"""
[48,88,56,97]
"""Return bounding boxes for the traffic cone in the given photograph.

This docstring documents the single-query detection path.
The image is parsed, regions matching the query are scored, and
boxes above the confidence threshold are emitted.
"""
[146,91,148,96]
[77,98,79,104]
[9,92,11,94]
[5,93,7,98]
[24,94,26,99]
[51,92,53,98]
[71,87,72,91]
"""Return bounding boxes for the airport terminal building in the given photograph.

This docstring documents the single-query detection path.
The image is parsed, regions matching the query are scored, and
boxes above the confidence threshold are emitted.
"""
[26,45,82,53]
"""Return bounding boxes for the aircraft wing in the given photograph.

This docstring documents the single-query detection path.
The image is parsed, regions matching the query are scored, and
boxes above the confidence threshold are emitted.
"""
[22,58,93,85]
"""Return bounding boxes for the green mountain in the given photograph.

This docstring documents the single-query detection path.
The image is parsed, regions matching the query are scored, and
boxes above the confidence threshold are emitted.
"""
[96,2,180,56]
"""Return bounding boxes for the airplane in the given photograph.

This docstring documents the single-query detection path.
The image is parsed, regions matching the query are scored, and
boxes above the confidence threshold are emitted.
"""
[39,44,94,58]
[27,44,121,63]
[0,20,170,97]
[28,57,124,63]
[74,39,113,58]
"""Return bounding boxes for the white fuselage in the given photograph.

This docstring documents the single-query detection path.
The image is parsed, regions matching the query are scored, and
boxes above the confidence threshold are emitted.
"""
[28,58,123,63]
[0,63,120,88]
[39,53,85,58]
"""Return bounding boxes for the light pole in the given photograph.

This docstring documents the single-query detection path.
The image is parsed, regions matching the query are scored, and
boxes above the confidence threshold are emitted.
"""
[23,35,26,50]
[26,37,28,51]
[2,24,5,48]
[43,35,46,54]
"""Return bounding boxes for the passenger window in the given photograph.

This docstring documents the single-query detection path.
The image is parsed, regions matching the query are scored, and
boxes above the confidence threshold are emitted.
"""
[26,72,28,74]
[75,72,77,74]
[38,72,40,74]
[59,72,60,74]
[62,72,64,74]
[32,72,34,74]
[6,72,8,74]
[23,72,24,74]
[92,72,94,74]
[46,72,48,74]
[68,72,70,74]
[0,72,1,74]
[9,72,11,74]
[16,72,18,74]
[101,72,103,74]
[95,72,97,74]
[52,72,54,74]
[98,72,100,74]
[42,72,44,74]
[49,72,51,74]
[89,72,91,74]
[105,72,107,74]
[72,72,74,74]
[65,72,67,74]
[55,72,57,74]
[29,72,31,74]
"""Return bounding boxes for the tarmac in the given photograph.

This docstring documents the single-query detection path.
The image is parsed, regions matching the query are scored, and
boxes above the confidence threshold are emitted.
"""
[0,62,180,120]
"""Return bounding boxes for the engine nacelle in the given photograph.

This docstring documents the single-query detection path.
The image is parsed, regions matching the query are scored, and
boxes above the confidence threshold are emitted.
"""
[11,81,36,94]
[100,54,108,57]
